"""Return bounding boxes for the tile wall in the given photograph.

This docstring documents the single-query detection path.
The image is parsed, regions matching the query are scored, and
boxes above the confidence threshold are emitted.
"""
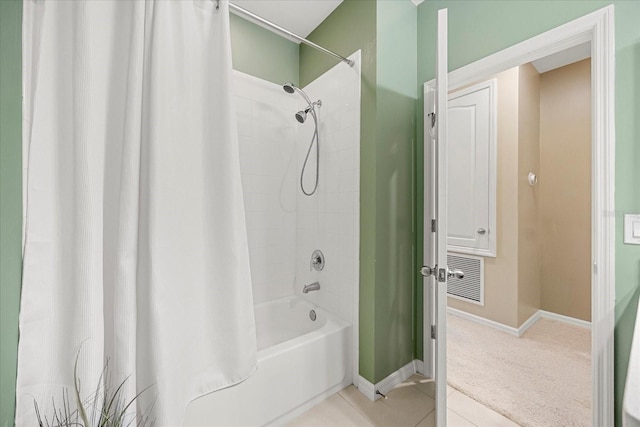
[294,51,361,326]
[233,51,361,329]
[234,71,298,304]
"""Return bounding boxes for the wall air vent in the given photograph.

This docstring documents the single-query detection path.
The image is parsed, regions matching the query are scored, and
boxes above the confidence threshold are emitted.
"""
[447,253,484,305]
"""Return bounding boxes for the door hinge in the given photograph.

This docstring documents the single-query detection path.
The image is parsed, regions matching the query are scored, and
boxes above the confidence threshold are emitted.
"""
[431,325,436,340]
[428,112,436,128]
[431,219,437,233]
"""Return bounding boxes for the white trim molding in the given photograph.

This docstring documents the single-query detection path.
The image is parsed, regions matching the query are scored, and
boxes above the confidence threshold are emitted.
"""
[520,310,592,336]
[517,311,541,336]
[449,307,592,337]
[357,360,420,401]
[448,307,520,336]
[424,6,615,426]
[356,375,376,401]
[539,310,592,329]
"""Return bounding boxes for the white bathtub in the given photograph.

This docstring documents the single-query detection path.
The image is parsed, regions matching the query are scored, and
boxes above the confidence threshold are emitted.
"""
[183,296,352,426]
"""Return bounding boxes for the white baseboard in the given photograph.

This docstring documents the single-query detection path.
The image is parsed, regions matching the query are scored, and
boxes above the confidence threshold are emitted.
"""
[357,360,419,401]
[447,307,520,336]
[519,310,592,335]
[538,310,591,329]
[449,307,592,338]
[517,311,541,336]
[357,376,376,401]
[355,309,591,404]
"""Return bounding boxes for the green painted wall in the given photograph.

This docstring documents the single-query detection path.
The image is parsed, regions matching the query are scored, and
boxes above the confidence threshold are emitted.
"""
[301,0,418,383]
[374,0,417,383]
[301,0,379,382]
[415,2,640,425]
[0,1,23,426]
[230,14,299,85]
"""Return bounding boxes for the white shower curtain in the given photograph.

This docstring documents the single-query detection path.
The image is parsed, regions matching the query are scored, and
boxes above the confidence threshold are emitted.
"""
[16,1,256,425]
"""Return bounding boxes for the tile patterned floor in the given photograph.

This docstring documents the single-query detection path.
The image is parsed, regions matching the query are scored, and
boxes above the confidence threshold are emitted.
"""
[286,375,520,427]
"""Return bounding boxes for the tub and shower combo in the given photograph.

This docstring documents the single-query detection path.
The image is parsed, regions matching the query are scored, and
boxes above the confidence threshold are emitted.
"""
[185,298,352,425]
[185,50,362,425]
[16,2,360,425]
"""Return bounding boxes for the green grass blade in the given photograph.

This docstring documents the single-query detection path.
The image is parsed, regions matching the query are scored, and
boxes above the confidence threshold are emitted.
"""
[73,354,90,426]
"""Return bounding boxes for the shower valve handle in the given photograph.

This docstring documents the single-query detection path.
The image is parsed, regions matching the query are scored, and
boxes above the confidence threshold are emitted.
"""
[310,250,325,271]
[311,255,322,270]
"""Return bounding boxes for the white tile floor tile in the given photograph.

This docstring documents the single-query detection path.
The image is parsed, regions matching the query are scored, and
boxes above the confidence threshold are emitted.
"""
[447,409,477,427]
[337,385,426,427]
[416,410,435,427]
[286,394,373,427]
[287,375,521,427]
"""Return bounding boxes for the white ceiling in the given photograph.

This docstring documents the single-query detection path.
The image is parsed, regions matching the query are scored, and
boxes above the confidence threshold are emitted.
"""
[231,0,343,41]
[531,42,591,73]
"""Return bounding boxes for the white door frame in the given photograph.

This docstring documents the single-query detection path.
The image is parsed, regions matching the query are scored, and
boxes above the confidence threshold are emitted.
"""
[422,5,615,426]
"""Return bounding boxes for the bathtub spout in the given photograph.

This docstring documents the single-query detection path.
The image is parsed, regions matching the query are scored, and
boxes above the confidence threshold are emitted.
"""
[303,282,320,293]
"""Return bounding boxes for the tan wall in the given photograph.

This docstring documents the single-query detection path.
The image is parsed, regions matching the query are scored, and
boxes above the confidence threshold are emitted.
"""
[517,63,541,325]
[539,59,592,322]
[449,59,591,327]
[448,67,520,328]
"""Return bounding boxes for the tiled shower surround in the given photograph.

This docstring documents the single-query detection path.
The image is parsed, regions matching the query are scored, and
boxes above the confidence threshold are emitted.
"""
[234,72,298,305]
[233,51,361,328]
[294,53,361,324]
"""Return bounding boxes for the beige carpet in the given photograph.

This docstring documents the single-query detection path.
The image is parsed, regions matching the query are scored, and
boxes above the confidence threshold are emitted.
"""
[447,313,591,427]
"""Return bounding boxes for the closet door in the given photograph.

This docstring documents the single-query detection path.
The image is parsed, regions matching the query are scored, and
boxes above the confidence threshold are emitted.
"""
[447,80,496,257]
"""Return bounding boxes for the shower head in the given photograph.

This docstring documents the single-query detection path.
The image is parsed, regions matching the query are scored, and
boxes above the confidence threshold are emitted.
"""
[283,82,296,94]
[283,81,321,124]
[283,81,312,106]
[294,100,321,124]
[295,110,307,123]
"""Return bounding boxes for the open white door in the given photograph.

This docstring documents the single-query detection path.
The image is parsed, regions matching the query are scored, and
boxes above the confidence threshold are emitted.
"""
[422,8,457,427]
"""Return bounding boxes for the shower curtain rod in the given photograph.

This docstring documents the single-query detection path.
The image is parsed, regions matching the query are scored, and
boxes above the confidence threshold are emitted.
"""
[218,0,355,67]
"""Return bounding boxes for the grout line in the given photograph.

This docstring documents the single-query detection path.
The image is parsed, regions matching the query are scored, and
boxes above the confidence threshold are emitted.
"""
[334,393,375,427]
[337,389,377,424]
[409,383,435,400]
[414,407,435,427]
[449,406,479,427]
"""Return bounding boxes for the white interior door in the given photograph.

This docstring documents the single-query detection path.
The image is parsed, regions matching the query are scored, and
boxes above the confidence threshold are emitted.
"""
[421,8,451,427]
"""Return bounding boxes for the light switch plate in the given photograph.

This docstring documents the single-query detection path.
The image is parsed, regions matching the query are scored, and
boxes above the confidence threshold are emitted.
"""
[624,214,640,245]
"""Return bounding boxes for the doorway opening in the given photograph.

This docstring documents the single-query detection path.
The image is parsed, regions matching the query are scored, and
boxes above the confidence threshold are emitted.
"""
[445,52,593,426]
[421,5,615,426]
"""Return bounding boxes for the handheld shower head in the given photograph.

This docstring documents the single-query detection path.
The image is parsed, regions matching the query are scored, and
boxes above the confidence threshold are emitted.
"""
[282,82,322,196]
[294,101,321,124]
[282,82,321,124]
[295,110,307,123]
